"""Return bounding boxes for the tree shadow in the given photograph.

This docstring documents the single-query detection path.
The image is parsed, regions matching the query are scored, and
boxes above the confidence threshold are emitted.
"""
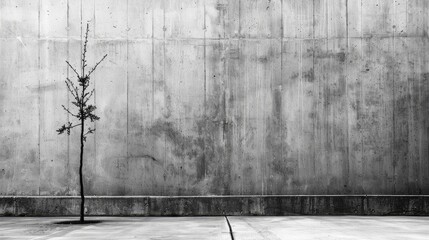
[54,220,103,225]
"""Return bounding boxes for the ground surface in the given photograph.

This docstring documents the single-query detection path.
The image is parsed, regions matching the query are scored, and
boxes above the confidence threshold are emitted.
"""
[0,216,428,239]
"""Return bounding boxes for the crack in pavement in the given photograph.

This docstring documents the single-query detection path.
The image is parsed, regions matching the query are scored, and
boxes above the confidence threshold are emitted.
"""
[240,217,282,240]
[225,216,235,240]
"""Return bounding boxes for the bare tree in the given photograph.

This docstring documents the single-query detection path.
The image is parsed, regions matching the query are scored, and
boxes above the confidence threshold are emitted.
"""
[57,23,107,223]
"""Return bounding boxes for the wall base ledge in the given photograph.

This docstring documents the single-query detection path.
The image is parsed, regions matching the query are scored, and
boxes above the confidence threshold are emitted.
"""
[1,195,428,216]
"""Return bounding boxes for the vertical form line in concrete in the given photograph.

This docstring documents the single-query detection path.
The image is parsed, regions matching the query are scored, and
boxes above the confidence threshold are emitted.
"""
[238,0,241,38]
[325,0,328,40]
[420,29,424,191]
[93,0,96,37]
[406,22,412,192]
[125,0,130,194]
[312,0,317,184]
[325,0,330,194]
[316,0,322,193]
[37,0,41,196]
[256,42,261,195]
[203,0,207,179]
[66,0,71,194]
[359,0,364,193]
[151,4,156,194]
[244,40,249,195]
[345,0,349,49]
[345,0,350,192]
[405,0,413,194]
[80,0,84,198]
[162,0,167,196]
[419,13,429,191]
[235,0,242,195]
[279,0,284,196]
[298,1,303,187]
[126,0,129,160]
[280,0,283,40]
[261,42,264,195]
[80,0,83,69]
[355,0,364,193]
[392,0,397,194]
[419,1,427,193]
[405,0,408,34]
[151,5,155,121]
[93,0,97,178]
[280,0,284,194]
[223,30,229,193]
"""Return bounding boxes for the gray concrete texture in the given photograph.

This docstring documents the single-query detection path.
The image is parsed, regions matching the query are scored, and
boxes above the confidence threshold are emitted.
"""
[3,196,429,216]
[1,0,429,196]
[1,216,429,239]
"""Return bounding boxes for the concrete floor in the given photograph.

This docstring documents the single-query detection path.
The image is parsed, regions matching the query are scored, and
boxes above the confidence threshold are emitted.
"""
[0,216,428,240]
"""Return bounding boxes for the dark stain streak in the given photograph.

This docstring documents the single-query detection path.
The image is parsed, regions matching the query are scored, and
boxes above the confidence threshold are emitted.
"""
[258,56,268,63]
[266,0,271,10]
[163,94,172,119]
[265,79,293,192]
[273,89,282,120]
[316,51,346,63]
[303,69,314,82]
[290,72,299,80]
[222,92,227,141]
[128,154,160,163]
[216,3,227,11]
[28,82,58,92]
[28,149,37,164]
[148,120,206,181]
[228,47,240,59]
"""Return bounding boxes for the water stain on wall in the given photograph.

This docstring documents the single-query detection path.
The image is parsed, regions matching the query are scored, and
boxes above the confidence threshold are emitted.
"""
[1,0,429,196]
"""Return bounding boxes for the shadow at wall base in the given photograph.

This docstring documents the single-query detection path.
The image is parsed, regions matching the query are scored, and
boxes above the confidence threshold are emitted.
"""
[1,195,429,216]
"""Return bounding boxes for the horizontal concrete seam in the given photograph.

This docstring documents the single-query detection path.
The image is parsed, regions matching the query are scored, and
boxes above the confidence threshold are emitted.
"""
[2,195,429,199]
[0,35,428,41]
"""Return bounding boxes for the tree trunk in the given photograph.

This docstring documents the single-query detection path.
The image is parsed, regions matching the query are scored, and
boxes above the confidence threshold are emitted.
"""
[79,118,85,223]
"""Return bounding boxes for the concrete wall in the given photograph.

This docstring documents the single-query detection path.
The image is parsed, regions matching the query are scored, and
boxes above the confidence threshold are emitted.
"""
[0,0,428,196]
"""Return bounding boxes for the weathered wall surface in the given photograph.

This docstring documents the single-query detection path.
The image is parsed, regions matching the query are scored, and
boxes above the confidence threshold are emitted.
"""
[0,0,428,196]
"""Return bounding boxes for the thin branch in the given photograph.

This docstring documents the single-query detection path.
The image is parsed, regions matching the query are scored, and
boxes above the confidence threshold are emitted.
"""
[71,101,80,108]
[84,127,96,136]
[82,23,90,75]
[68,123,82,129]
[65,78,80,101]
[87,113,100,122]
[62,105,79,118]
[56,122,82,135]
[83,89,95,104]
[82,127,95,142]
[65,80,77,99]
[66,61,80,78]
[84,105,97,115]
[87,54,108,77]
